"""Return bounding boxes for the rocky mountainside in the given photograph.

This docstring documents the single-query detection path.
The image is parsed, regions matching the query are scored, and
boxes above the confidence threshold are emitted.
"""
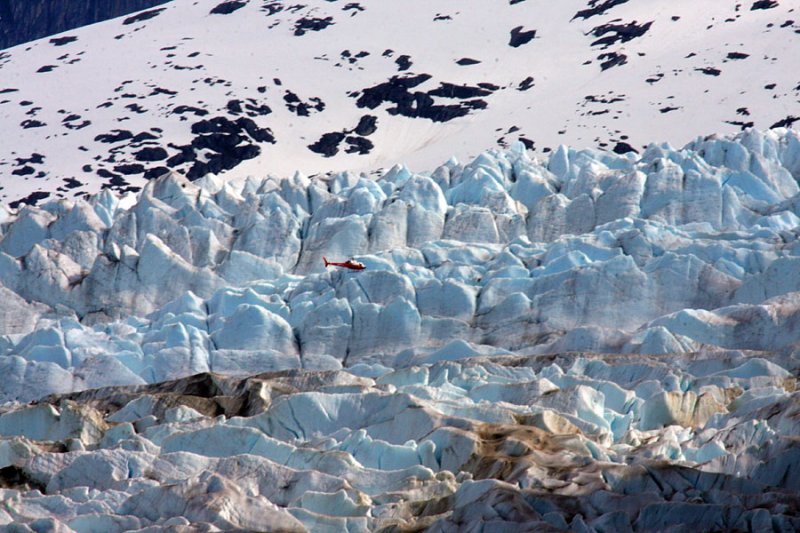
[0,0,170,50]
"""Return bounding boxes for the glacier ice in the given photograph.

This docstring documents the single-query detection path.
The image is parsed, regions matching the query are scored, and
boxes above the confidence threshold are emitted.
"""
[0,129,800,530]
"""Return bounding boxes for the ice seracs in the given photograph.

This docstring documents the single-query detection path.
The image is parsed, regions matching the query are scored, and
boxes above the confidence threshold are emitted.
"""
[1,350,799,531]
[0,128,799,530]
[0,129,799,401]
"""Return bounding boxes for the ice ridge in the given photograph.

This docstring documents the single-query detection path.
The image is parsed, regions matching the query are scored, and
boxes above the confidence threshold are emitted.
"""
[1,128,800,531]
[0,129,799,401]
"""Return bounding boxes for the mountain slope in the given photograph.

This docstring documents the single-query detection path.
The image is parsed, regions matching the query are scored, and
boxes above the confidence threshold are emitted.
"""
[0,0,170,50]
[1,0,798,206]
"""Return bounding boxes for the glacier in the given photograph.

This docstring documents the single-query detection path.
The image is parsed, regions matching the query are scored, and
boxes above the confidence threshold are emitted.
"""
[1,128,800,531]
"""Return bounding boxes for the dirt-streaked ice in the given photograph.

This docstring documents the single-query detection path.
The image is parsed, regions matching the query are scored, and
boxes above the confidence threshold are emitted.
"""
[1,128,799,530]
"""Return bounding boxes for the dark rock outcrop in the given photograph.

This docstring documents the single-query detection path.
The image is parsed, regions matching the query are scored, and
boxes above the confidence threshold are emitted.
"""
[0,0,171,50]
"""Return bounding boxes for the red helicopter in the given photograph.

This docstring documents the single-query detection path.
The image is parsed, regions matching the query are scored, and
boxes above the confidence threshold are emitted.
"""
[323,256,366,271]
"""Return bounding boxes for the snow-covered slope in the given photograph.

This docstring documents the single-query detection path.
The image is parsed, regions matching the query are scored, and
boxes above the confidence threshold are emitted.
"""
[1,127,799,530]
[1,0,799,206]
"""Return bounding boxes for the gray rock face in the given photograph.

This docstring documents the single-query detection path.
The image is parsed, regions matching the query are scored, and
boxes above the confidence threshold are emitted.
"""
[0,0,170,50]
